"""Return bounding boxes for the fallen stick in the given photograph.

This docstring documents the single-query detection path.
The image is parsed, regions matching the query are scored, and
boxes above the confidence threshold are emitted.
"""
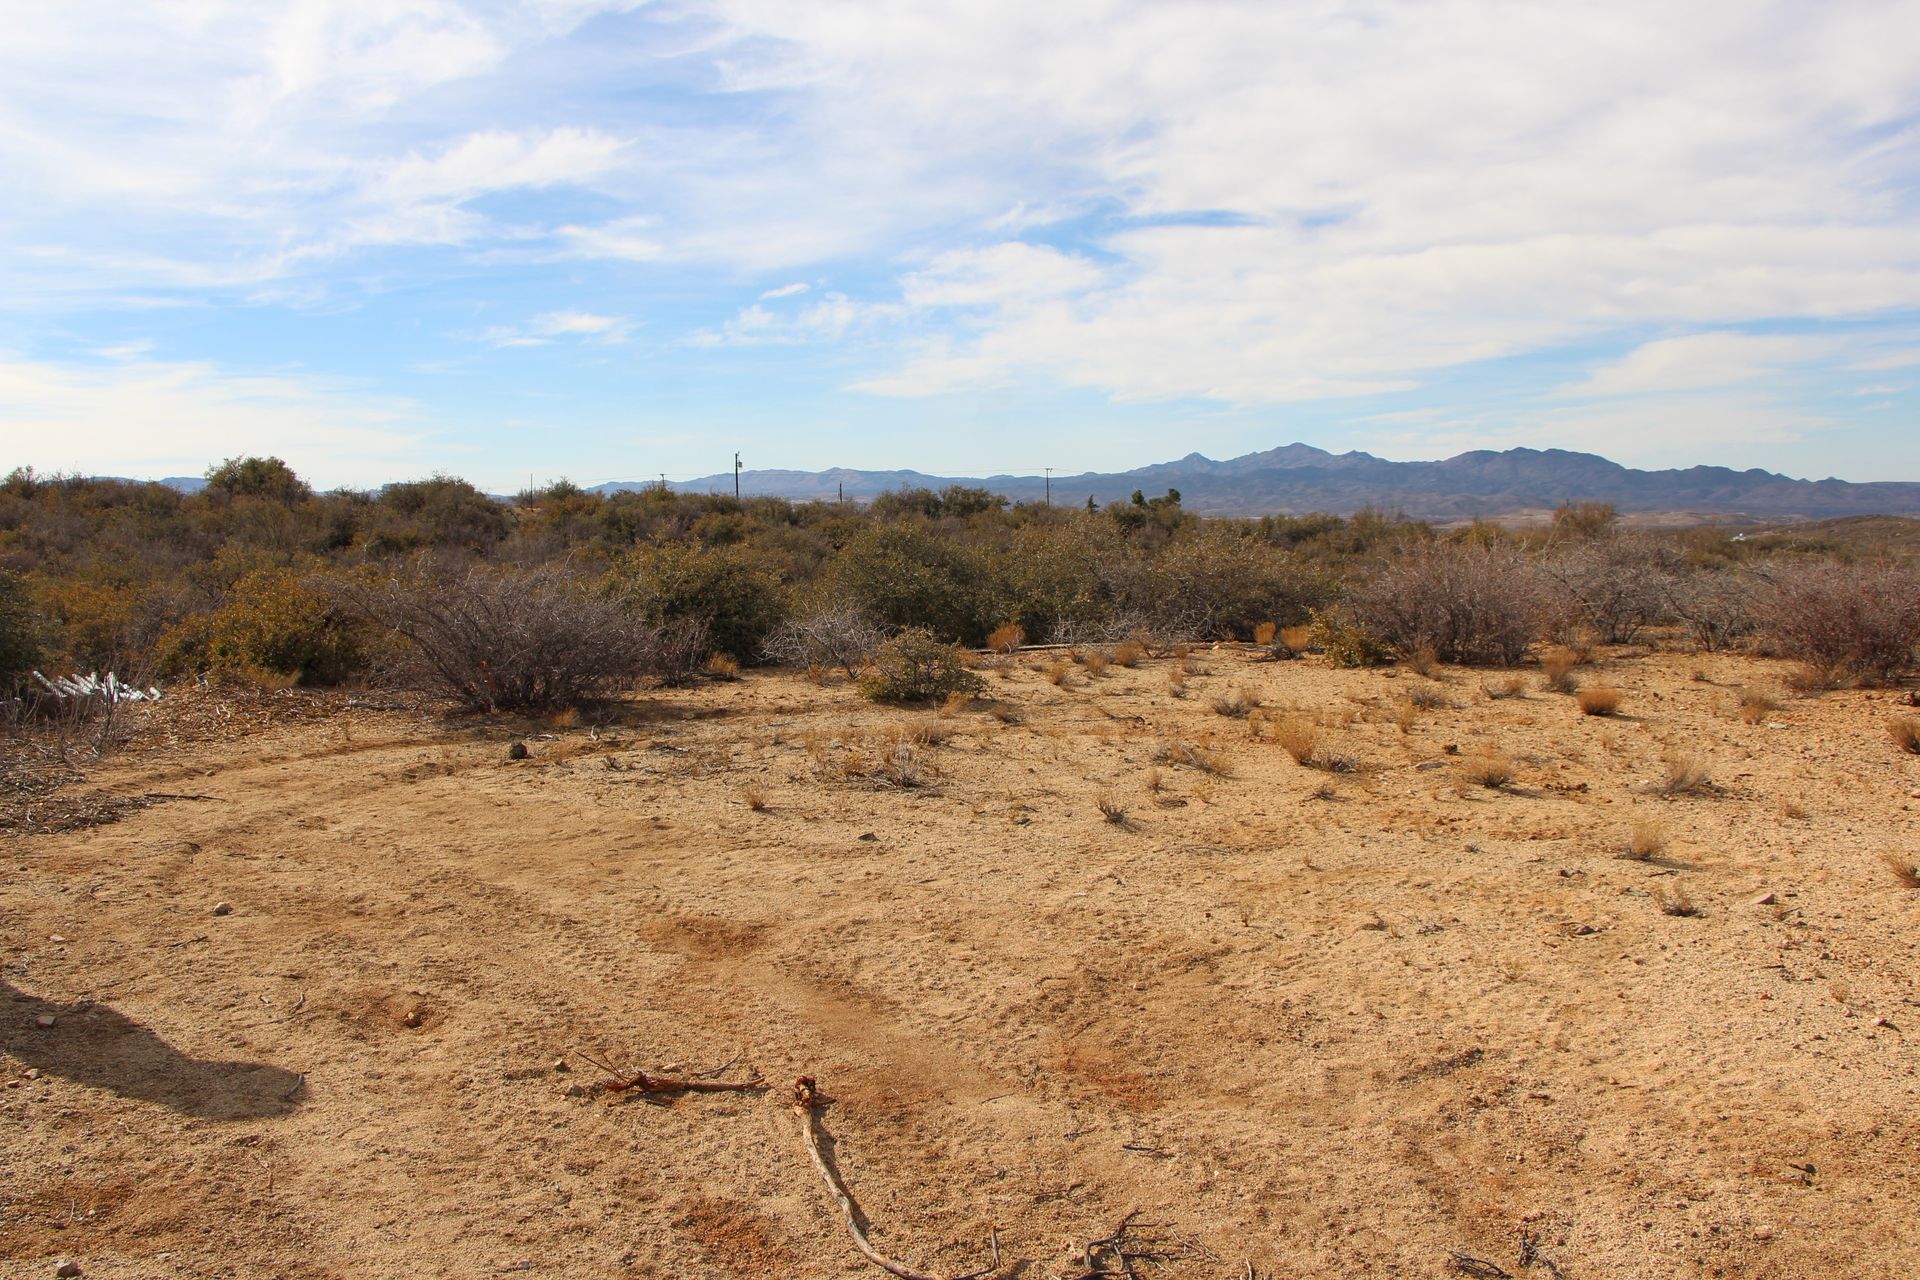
[570,1047,765,1097]
[790,1076,1002,1280]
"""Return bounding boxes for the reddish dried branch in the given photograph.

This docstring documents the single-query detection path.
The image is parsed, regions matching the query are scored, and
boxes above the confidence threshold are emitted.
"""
[570,1047,764,1097]
[790,1076,1002,1280]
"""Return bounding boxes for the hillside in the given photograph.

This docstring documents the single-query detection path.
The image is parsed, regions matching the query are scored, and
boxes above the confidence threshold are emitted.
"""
[596,444,1920,521]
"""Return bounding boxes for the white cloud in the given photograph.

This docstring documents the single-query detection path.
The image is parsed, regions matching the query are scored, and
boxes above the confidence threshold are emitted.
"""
[480,310,634,347]
[759,282,810,300]
[691,291,901,346]
[1558,333,1837,398]
[0,353,432,484]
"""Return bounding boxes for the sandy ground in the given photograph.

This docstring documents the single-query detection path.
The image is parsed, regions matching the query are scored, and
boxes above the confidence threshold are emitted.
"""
[3,645,1918,1279]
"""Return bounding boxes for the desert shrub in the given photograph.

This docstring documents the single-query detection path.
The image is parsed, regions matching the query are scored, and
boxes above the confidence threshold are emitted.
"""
[339,562,687,711]
[1760,561,1920,686]
[762,601,884,677]
[1131,524,1333,640]
[1889,715,1920,754]
[609,541,788,663]
[855,628,985,704]
[1306,606,1391,668]
[1662,565,1758,652]
[1460,749,1516,789]
[986,621,1026,654]
[157,567,365,683]
[0,570,43,693]
[1543,534,1682,643]
[1346,541,1547,666]
[827,526,997,645]
[204,455,313,504]
[365,475,510,555]
[1538,644,1580,693]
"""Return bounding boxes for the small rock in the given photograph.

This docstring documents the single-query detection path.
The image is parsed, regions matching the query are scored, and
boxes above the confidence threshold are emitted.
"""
[553,1058,571,1073]
[1751,1226,1775,1242]
[23,1068,39,1080]
[564,1083,586,1098]
[211,902,233,917]
[48,935,67,944]
[507,742,529,761]
[1753,892,1777,906]
[55,1259,82,1277]
[857,832,877,842]
[401,1007,424,1028]
[34,1014,55,1030]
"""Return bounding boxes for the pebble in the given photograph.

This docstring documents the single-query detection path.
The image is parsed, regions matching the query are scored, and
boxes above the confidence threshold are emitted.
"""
[1752,1226,1775,1242]
[55,1260,82,1277]
[23,1068,39,1080]
[211,902,233,917]
[553,1059,570,1073]
[1752,891,1777,906]
[507,742,529,761]
[48,935,67,944]
[34,1014,55,1030]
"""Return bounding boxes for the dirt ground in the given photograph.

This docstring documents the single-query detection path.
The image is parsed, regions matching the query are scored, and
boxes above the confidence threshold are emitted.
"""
[4,644,1918,1279]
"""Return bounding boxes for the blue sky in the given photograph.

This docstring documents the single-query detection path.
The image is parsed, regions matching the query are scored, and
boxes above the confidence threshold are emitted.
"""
[3,1,1918,491]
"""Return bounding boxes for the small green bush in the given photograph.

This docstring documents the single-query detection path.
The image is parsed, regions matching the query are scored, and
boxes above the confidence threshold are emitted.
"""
[856,628,985,704]
[158,568,365,683]
[610,541,788,663]
[0,570,44,691]
[1307,606,1391,668]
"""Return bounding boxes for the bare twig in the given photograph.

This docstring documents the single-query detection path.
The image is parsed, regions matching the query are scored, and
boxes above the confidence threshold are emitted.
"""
[571,1046,764,1098]
[1447,1251,1514,1278]
[790,1076,1002,1280]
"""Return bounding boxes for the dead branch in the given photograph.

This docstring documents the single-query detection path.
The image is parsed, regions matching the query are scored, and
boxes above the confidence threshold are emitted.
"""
[790,1076,1002,1280]
[570,1047,764,1098]
[1447,1251,1514,1278]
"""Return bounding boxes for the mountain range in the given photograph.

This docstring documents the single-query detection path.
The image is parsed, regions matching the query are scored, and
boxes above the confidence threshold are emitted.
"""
[589,444,1920,522]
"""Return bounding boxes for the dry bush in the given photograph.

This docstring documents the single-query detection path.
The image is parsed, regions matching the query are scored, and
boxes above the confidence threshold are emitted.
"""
[1152,738,1233,776]
[1544,533,1683,643]
[1110,640,1145,668]
[1460,749,1516,789]
[1253,621,1278,646]
[1044,659,1073,687]
[830,731,930,790]
[986,621,1026,654]
[1658,887,1700,917]
[1165,667,1187,697]
[1888,715,1920,754]
[1394,700,1418,734]
[1096,792,1129,825]
[1762,561,1920,686]
[1210,685,1262,718]
[1483,675,1527,700]
[1576,684,1622,716]
[1885,852,1920,889]
[1144,767,1164,793]
[338,562,698,711]
[763,603,884,678]
[1540,646,1581,694]
[1345,541,1547,667]
[856,629,985,704]
[740,785,769,812]
[1406,682,1450,710]
[1272,717,1355,771]
[1305,606,1391,668]
[1662,565,1760,652]
[703,652,741,681]
[1737,687,1781,724]
[1783,662,1838,694]
[1279,624,1314,653]
[1656,753,1714,796]
[1082,650,1110,677]
[1619,820,1668,861]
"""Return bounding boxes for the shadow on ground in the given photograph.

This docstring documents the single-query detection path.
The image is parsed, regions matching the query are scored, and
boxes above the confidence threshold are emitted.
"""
[2,980,304,1119]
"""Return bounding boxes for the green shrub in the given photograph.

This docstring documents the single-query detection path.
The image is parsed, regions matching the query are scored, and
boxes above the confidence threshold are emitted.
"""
[856,628,985,703]
[158,568,365,684]
[609,541,788,663]
[826,526,997,645]
[1306,606,1392,668]
[0,570,43,691]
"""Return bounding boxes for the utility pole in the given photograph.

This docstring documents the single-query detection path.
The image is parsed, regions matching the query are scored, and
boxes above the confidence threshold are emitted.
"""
[659,473,667,496]
[838,481,844,504]
[734,452,742,500]
[1044,467,1053,507]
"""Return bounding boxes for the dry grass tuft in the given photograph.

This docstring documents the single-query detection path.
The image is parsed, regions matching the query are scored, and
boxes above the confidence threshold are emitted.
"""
[1210,685,1262,718]
[1887,715,1920,754]
[1403,642,1440,678]
[703,653,742,681]
[1884,852,1920,889]
[1165,667,1188,698]
[1096,792,1129,826]
[1394,700,1418,734]
[938,691,973,717]
[1253,621,1279,646]
[740,785,769,812]
[1111,640,1145,668]
[1279,624,1315,654]
[1483,674,1527,700]
[1406,682,1450,710]
[1737,687,1781,724]
[1460,749,1516,789]
[1273,718,1355,772]
[1576,684,1623,716]
[1540,646,1581,694]
[1144,766,1164,793]
[1044,659,1073,687]
[1081,650,1111,677]
[1655,753,1714,796]
[986,621,1025,655]
[1783,662,1837,693]
[1153,738,1233,777]
[1619,820,1667,861]
[1658,887,1700,917]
